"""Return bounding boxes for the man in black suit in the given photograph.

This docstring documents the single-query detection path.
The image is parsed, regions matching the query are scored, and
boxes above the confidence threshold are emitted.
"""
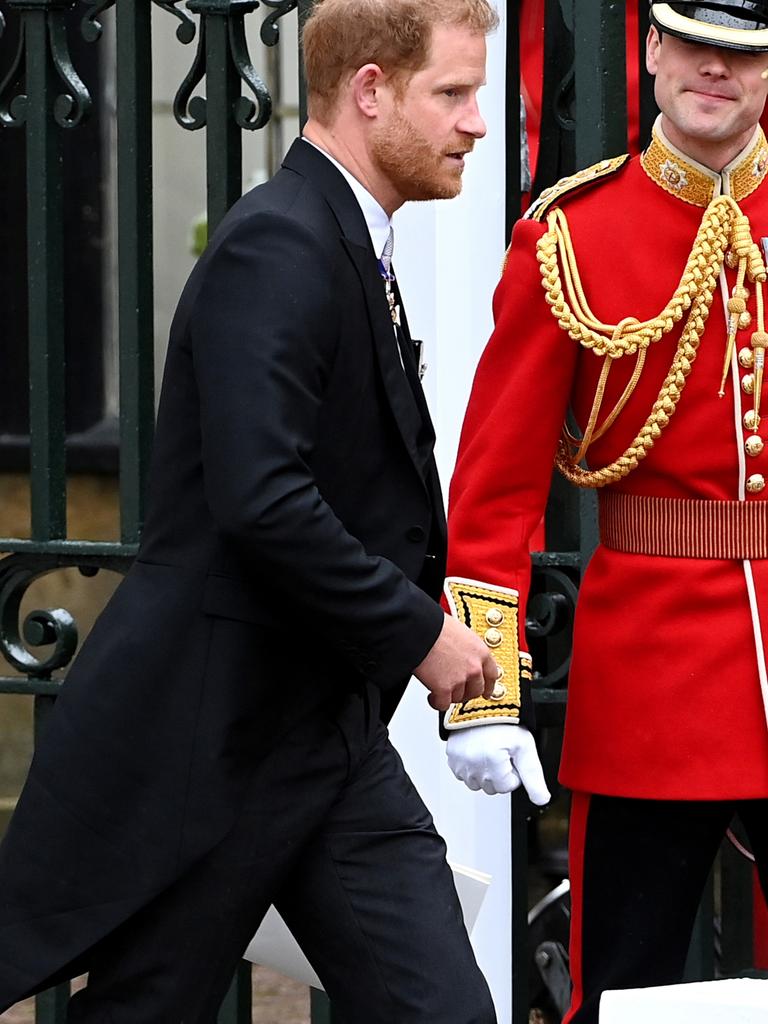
[0,0,505,1020]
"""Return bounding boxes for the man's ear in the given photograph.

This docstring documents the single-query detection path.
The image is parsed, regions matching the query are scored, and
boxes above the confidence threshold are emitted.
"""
[351,63,386,119]
[646,25,661,76]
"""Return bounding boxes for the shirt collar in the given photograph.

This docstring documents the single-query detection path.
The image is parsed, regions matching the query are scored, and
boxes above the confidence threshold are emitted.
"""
[302,138,393,261]
[641,115,768,206]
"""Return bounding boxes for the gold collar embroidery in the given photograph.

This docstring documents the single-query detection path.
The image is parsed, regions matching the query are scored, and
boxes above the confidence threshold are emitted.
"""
[641,118,768,207]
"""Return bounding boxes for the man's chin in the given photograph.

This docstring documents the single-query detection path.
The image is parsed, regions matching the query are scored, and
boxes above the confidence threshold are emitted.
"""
[673,108,741,145]
[427,174,464,201]
[403,177,463,202]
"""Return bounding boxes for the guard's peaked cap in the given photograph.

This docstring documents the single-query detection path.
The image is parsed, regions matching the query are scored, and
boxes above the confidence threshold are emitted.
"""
[650,1,768,51]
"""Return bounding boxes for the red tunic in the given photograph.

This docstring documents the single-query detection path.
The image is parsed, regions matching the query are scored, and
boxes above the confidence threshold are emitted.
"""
[447,122,768,799]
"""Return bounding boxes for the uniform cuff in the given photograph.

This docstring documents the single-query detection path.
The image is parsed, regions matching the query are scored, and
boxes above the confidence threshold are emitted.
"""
[442,577,532,730]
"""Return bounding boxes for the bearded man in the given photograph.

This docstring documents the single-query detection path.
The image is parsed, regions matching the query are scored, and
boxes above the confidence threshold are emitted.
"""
[443,3,768,1022]
[0,1,500,1020]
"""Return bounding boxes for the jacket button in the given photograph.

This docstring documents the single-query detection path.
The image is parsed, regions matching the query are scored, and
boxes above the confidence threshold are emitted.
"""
[744,409,761,431]
[739,347,755,369]
[746,435,765,457]
[484,627,503,648]
[406,526,426,542]
[747,473,765,494]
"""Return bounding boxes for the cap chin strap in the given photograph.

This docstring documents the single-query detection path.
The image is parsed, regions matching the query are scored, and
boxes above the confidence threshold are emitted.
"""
[652,3,768,50]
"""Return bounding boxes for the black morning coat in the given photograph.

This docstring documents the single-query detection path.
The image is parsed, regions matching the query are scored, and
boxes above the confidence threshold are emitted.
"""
[0,139,447,1001]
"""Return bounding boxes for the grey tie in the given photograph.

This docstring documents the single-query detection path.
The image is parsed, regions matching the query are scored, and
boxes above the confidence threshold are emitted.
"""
[380,227,400,328]
[381,226,394,278]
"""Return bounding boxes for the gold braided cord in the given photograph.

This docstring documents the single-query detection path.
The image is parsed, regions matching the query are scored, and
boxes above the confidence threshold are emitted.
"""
[536,194,767,488]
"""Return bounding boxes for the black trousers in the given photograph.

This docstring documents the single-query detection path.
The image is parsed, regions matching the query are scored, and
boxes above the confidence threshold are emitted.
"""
[564,793,768,1024]
[52,685,495,1024]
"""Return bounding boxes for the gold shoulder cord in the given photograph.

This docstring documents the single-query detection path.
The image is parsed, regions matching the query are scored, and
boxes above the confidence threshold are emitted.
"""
[537,195,768,487]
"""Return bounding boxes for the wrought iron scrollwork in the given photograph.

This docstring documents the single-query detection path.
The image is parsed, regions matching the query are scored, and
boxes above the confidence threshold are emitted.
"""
[153,0,197,42]
[81,0,196,44]
[176,0,274,132]
[80,0,115,43]
[174,14,207,130]
[526,564,579,690]
[0,0,91,128]
[0,20,27,126]
[260,0,297,47]
[47,9,91,126]
[0,552,130,682]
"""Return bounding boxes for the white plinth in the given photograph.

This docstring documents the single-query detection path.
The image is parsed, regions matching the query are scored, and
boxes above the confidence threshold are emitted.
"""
[600,979,768,1023]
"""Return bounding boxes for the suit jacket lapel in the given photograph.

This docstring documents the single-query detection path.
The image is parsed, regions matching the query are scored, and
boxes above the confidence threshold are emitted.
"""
[392,276,437,460]
[282,140,432,480]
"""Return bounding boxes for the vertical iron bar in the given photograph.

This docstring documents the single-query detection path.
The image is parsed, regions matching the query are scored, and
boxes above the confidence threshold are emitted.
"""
[35,979,70,1023]
[505,0,522,237]
[204,11,241,235]
[720,840,755,975]
[34,692,71,1019]
[310,987,344,1023]
[532,0,577,197]
[511,791,529,1024]
[25,7,67,540]
[573,0,627,168]
[685,873,716,981]
[297,0,313,129]
[217,961,252,1024]
[116,0,155,545]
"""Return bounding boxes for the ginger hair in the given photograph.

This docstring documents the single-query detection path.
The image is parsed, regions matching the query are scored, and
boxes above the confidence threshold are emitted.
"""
[302,0,498,123]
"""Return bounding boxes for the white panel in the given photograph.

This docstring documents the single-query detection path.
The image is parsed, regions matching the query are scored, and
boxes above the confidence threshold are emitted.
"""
[389,4,514,1020]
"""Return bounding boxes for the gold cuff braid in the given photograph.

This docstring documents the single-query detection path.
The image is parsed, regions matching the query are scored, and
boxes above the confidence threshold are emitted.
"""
[443,578,530,730]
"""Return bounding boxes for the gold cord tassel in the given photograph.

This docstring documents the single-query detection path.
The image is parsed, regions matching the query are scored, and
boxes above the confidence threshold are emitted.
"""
[752,328,767,431]
[751,256,768,429]
[720,267,747,396]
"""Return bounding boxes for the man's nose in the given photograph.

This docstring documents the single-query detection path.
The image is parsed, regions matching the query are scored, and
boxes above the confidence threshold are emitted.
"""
[459,99,487,139]
[698,45,730,76]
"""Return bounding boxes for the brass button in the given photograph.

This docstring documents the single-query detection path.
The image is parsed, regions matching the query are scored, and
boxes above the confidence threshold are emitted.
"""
[484,627,503,648]
[743,373,755,395]
[747,473,766,494]
[490,682,506,700]
[739,311,753,331]
[739,347,755,369]
[485,608,504,627]
[744,409,761,431]
[746,435,765,457]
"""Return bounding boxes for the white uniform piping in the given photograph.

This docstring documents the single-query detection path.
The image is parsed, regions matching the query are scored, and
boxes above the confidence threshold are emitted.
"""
[721,164,768,728]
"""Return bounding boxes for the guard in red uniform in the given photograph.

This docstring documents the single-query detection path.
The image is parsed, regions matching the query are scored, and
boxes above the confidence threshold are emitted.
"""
[444,4,768,1021]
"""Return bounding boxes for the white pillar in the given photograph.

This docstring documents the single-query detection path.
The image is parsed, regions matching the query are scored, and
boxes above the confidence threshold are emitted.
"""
[389,4,514,1021]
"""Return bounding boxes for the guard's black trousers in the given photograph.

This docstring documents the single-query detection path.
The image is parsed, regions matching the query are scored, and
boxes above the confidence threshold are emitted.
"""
[564,793,768,1024]
[13,686,495,1024]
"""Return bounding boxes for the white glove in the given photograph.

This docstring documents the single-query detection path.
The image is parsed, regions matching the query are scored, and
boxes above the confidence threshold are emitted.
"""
[446,724,551,804]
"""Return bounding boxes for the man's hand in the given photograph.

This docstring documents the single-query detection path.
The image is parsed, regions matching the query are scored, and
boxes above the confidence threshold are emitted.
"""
[413,612,499,711]
[446,723,551,805]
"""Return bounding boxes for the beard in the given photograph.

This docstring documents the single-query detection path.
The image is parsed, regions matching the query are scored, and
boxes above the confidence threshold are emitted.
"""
[371,111,470,202]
